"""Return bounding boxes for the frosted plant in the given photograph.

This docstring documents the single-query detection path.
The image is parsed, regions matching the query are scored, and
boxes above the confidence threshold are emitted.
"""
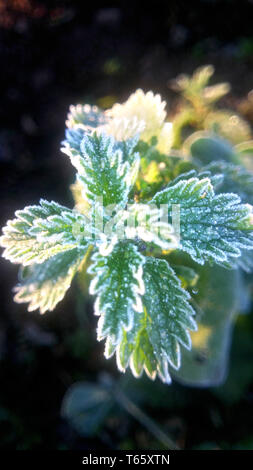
[1,84,253,385]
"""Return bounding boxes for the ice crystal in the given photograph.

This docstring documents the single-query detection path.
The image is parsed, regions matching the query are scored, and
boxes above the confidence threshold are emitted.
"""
[14,248,87,313]
[0,200,90,265]
[106,257,196,384]
[152,177,253,265]
[67,132,139,210]
[88,242,145,345]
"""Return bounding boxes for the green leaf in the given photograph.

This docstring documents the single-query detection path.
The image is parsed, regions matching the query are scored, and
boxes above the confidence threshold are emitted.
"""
[167,168,224,191]
[199,162,253,272]
[61,381,112,437]
[108,258,197,384]
[105,316,157,382]
[62,104,107,154]
[66,104,106,129]
[202,83,231,105]
[172,265,199,289]
[0,199,91,265]
[204,160,253,205]
[169,166,253,272]
[171,65,214,94]
[235,140,253,172]
[142,258,197,371]
[172,265,241,387]
[183,131,240,165]
[113,134,140,164]
[235,140,253,155]
[89,242,145,345]
[226,249,253,273]
[67,132,139,209]
[63,125,139,168]
[110,310,159,382]
[171,65,230,106]
[151,177,253,266]
[63,127,86,153]
[14,248,88,313]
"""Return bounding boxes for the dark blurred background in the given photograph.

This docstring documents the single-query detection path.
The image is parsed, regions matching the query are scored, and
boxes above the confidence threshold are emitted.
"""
[1,0,253,450]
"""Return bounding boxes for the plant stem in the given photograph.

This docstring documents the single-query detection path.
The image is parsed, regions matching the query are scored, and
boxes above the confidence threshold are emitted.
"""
[114,386,180,450]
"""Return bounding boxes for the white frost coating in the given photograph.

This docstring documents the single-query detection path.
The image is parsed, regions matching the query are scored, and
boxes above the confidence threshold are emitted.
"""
[88,243,145,345]
[133,265,145,296]
[151,177,253,266]
[13,248,87,314]
[132,295,143,314]
[129,356,144,379]
[116,346,127,373]
[105,255,197,383]
[97,234,118,256]
[60,144,74,159]
[125,156,140,188]
[0,200,87,266]
[158,358,172,385]
[69,132,138,210]
[141,257,197,375]
[89,277,98,296]
[128,355,158,382]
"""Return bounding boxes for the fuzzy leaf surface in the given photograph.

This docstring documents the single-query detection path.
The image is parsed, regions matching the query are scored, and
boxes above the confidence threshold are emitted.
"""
[67,133,139,209]
[14,247,88,313]
[0,200,90,265]
[89,242,145,345]
[151,177,253,265]
[107,257,197,384]
[142,258,197,372]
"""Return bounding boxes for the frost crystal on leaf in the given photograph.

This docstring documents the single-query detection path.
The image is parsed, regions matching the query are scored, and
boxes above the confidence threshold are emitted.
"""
[142,258,197,370]
[167,168,224,191]
[88,242,145,345]
[0,199,91,265]
[106,257,196,384]
[61,104,107,157]
[14,248,88,313]
[152,177,253,265]
[67,132,140,209]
